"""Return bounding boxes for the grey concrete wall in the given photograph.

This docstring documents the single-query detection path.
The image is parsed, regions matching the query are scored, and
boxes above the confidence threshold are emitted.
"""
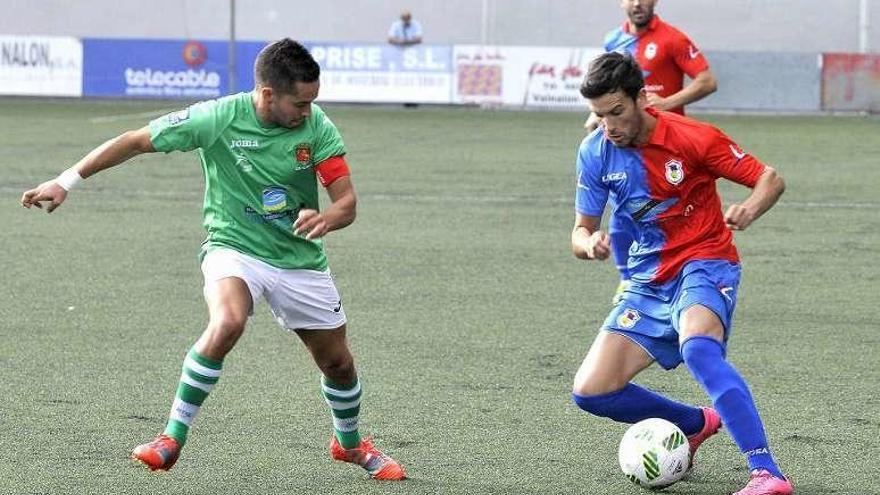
[692,51,823,112]
[1,0,878,53]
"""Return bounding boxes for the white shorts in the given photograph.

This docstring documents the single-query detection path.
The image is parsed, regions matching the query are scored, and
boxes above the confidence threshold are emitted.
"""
[201,247,347,331]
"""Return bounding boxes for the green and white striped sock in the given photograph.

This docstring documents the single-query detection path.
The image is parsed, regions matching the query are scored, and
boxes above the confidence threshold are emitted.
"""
[162,348,223,446]
[322,376,362,449]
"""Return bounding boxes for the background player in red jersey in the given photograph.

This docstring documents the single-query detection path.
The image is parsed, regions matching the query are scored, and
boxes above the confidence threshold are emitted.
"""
[586,0,717,127]
[585,0,718,304]
[571,52,793,495]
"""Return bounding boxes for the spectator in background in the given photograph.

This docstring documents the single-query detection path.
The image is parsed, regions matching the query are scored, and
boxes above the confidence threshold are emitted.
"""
[388,10,423,46]
[584,0,717,306]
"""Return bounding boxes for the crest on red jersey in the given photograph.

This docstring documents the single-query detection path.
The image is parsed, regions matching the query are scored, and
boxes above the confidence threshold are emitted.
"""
[644,42,658,60]
[664,159,684,185]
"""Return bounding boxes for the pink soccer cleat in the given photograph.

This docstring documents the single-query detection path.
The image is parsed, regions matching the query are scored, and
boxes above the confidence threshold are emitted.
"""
[731,469,794,495]
[687,407,722,470]
[330,436,406,480]
[131,434,181,471]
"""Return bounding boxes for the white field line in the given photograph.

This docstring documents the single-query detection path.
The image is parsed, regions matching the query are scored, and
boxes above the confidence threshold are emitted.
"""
[3,186,877,209]
[365,194,879,209]
[88,109,176,124]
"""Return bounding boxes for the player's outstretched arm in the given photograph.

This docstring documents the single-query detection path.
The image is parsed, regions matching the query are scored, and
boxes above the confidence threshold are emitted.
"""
[20,126,155,213]
[294,176,357,240]
[724,166,785,231]
[572,213,610,260]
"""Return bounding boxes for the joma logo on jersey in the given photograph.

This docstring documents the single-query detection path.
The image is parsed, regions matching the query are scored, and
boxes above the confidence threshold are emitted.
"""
[664,159,685,185]
[231,139,259,148]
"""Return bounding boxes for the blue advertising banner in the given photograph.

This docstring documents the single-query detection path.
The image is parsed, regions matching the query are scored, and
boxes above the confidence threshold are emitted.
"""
[82,38,453,103]
[233,40,268,92]
[83,38,229,98]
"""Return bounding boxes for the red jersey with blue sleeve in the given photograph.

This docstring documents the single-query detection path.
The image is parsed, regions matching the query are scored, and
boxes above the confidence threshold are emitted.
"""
[603,16,709,115]
[575,108,766,284]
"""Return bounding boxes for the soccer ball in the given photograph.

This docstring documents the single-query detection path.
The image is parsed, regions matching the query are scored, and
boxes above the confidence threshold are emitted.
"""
[618,418,690,490]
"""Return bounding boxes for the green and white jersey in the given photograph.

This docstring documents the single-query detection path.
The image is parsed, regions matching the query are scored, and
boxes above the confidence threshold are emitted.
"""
[149,92,346,270]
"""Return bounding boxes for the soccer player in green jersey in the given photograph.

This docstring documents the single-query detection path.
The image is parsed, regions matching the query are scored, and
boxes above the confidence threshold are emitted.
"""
[20,39,406,480]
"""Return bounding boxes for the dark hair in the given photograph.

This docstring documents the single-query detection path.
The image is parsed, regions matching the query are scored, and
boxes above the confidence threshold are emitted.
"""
[254,38,320,95]
[580,51,644,101]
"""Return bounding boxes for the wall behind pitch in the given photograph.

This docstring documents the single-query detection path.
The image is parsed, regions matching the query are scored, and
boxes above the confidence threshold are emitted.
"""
[77,37,825,112]
[691,52,822,112]
[822,53,880,112]
[2,0,879,54]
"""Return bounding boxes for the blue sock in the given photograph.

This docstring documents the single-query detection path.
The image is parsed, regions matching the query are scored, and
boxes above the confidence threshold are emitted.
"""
[572,383,704,435]
[681,336,785,479]
[609,230,633,280]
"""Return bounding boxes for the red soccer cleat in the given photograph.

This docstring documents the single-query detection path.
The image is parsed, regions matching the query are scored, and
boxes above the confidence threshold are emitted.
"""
[687,407,722,470]
[131,434,181,471]
[731,469,794,495]
[330,436,406,480]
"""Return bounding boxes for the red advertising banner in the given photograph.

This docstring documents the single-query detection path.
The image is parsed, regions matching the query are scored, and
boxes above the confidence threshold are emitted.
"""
[822,53,880,112]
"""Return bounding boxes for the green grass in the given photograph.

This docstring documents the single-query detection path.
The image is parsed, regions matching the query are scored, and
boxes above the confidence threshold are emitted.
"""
[1,98,878,495]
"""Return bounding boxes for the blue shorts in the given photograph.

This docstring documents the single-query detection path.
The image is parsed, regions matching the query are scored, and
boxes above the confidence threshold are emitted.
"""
[602,259,741,370]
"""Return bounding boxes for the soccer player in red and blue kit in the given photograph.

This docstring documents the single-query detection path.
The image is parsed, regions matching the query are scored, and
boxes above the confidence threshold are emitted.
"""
[585,0,718,305]
[570,52,793,495]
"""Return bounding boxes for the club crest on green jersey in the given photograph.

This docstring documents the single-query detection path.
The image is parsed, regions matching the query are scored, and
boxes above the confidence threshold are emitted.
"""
[294,143,313,170]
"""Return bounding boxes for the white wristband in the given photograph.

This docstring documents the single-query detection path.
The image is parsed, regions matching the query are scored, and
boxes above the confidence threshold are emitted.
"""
[55,169,83,191]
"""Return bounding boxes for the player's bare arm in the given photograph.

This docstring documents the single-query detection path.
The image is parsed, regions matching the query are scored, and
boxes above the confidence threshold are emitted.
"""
[725,166,785,231]
[647,69,717,111]
[293,176,357,240]
[572,213,611,260]
[20,126,155,213]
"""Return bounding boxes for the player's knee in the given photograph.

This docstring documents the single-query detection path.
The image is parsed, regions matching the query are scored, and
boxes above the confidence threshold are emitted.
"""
[573,367,629,397]
[317,353,355,382]
[678,305,724,339]
[571,388,625,418]
[572,393,598,415]
[207,311,248,340]
[572,373,628,396]
[680,336,725,367]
